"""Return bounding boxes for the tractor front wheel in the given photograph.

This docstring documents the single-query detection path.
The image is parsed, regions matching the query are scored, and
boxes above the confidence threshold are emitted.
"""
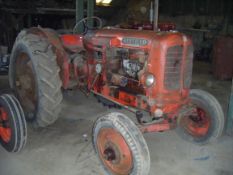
[176,89,225,145]
[93,112,150,175]
[0,94,27,152]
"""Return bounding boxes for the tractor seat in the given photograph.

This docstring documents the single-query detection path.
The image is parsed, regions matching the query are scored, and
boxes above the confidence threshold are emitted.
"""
[61,34,84,53]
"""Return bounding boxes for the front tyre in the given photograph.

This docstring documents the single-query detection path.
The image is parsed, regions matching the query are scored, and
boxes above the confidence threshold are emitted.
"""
[0,94,27,152]
[177,89,225,145]
[92,112,150,175]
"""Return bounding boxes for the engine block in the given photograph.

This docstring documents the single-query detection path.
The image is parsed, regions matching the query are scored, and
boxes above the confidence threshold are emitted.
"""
[61,28,193,119]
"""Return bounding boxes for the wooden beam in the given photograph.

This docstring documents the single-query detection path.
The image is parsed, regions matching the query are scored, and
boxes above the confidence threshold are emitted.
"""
[76,0,84,33]
[87,0,94,28]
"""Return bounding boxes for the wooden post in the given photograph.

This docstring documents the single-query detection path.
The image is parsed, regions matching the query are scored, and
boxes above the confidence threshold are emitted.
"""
[87,0,94,28]
[153,0,159,31]
[76,0,84,33]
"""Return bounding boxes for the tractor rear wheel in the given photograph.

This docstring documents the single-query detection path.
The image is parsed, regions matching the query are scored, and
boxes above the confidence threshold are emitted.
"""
[176,89,225,145]
[9,31,63,127]
[0,94,27,152]
[93,112,150,175]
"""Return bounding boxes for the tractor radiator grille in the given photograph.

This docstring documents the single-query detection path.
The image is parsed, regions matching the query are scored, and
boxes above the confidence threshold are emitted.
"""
[164,46,183,90]
[184,46,194,88]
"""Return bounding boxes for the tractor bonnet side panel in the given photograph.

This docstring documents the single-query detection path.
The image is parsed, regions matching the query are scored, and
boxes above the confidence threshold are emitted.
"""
[80,29,193,117]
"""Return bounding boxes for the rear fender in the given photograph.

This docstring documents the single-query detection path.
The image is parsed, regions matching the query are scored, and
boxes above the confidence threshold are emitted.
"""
[26,27,70,89]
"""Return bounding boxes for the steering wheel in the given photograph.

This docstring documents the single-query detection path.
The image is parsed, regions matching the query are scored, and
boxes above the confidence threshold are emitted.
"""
[73,16,103,34]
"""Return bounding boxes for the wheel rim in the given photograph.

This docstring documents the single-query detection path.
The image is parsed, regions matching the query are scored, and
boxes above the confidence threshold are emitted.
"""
[14,52,37,120]
[97,128,133,175]
[181,107,211,137]
[0,107,11,143]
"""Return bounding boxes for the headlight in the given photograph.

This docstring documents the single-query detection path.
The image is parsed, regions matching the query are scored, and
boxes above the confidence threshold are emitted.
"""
[145,74,155,87]
[154,108,163,117]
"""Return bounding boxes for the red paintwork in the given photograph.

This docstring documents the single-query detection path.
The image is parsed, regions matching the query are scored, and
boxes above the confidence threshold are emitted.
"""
[43,28,193,133]
[0,107,11,143]
[121,22,176,31]
[97,128,133,174]
[158,22,176,31]
[181,107,210,137]
[83,29,191,115]
[61,34,84,52]
[140,120,174,133]
[26,27,71,89]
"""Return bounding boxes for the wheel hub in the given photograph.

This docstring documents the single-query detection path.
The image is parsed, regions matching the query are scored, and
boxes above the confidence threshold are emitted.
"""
[97,128,133,175]
[104,147,117,161]
[181,107,210,137]
[15,52,37,121]
[0,107,11,143]
[18,74,32,90]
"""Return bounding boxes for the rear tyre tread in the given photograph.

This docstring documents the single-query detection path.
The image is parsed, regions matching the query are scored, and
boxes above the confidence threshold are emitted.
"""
[10,31,63,127]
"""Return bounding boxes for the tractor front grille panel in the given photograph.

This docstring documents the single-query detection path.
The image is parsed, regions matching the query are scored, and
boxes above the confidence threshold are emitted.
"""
[184,46,194,88]
[164,46,183,90]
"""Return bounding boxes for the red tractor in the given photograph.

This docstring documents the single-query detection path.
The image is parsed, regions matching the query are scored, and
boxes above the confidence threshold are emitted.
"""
[9,17,224,174]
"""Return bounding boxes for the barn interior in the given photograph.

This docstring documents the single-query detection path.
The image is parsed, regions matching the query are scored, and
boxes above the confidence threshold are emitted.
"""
[0,0,232,175]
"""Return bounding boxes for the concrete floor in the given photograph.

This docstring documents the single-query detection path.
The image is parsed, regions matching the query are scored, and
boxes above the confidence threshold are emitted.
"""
[0,61,232,175]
